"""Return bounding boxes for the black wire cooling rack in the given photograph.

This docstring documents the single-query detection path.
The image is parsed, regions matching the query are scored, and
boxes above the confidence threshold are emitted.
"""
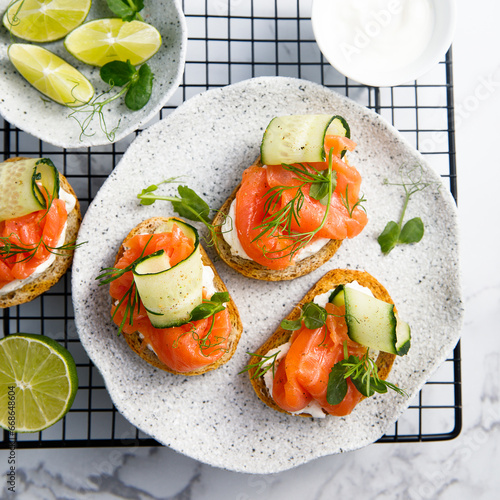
[1,0,461,449]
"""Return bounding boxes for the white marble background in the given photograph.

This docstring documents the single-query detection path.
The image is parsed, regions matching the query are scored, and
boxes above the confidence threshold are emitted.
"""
[1,0,499,498]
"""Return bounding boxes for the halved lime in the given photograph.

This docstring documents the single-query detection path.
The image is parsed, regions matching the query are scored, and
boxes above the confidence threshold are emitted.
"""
[8,44,94,107]
[3,0,92,43]
[0,334,78,433]
[64,18,162,67]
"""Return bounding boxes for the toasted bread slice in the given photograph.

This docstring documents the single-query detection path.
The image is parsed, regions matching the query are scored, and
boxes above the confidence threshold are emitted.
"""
[0,157,81,308]
[248,269,397,417]
[115,217,243,376]
[212,157,342,281]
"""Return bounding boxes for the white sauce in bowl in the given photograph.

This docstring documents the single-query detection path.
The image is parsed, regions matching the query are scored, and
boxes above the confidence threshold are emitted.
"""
[312,0,450,87]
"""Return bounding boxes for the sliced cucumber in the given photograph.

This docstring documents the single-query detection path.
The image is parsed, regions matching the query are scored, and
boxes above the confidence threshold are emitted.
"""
[329,284,411,355]
[328,285,345,306]
[395,316,411,355]
[260,114,350,165]
[132,219,203,328]
[344,286,398,354]
[0,158,59,222]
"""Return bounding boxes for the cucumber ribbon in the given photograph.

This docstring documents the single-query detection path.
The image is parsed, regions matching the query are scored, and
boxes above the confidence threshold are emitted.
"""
[0,158,60,223]
[133,219,226,329]
[260,114,350,165]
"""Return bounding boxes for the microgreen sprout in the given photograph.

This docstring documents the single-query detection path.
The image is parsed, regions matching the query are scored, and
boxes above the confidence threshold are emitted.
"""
[378,164,440,254]
[106,0,145,22]
[326,342,408,405]
[69,60,154,142]
[239,350,281,380]
[137,180,228,248]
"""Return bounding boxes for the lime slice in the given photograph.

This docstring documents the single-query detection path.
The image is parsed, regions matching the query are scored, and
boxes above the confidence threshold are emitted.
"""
[3,0,92,43]
[64,18,162,67]
[0,334,78,433]
[8,44,94,107]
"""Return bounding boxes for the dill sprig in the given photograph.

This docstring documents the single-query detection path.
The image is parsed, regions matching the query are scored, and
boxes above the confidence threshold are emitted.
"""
[340,185,367,218]
[0,235,84,264]
[96,235,153,335]
[174,313,228,356]
[251,149,337,260]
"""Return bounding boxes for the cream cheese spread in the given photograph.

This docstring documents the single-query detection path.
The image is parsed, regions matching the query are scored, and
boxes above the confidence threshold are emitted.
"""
[221,199,330,262]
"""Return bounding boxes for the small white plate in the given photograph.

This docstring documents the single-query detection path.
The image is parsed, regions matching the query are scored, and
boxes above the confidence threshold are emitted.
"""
[73,77,463,473]
[0,0,186,148]
[312,0,457,87]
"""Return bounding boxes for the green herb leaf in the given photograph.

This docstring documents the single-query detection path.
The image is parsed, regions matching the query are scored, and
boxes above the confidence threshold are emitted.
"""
[280,318,303,331]
[100,60,136,87]
[106,0,144,21]
[378,165,438,254]
[310,170,337,206]
[138,184,159,205]
[399,217,424,244]
[350,370,387,397]
[125,64,154,111]
[189,303,224,322]
[309,180,329,205]
[377,221,400,254]
[302,302,327,330]
[209,292,230,304]
[327,348,408,405]
[326,362,348,405]
[189,292,229,322]
[172,186,211,224]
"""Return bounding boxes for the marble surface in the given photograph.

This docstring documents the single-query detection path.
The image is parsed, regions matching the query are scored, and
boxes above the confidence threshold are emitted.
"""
[2,0,500,498]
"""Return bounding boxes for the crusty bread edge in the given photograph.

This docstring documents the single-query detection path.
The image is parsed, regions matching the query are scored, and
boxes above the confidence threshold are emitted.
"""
[0,158,82,308]
[248,269,397,417]
[115,217,243,376]
[212,157,343,281]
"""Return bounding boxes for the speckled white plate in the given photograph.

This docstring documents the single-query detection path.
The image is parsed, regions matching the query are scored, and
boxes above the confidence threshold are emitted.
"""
[72,77,463,474]
[0,0,186,148]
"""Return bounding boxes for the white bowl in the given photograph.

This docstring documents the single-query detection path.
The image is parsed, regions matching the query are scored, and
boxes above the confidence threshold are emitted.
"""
[311,0,457,87]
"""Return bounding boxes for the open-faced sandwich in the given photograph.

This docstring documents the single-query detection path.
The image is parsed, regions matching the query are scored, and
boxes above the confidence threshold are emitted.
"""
[0,157,81,308]
[213,115,368,281]
[245,269,411,417]
[100,216,243,375]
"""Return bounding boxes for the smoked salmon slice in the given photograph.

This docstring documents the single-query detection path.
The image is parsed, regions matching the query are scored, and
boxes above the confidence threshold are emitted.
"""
[272,303,368,416]
[0,198,67,288]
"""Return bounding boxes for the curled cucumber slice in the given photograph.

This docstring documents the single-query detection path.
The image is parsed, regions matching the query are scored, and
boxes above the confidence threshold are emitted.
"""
[260,114,350,165]
[132,219,203,329]
[330,285,411,356]
[0,158,59,222]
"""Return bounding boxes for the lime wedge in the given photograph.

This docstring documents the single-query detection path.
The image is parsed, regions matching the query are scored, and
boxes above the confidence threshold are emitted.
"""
[64,18,162,67]
[3,0,91,43]
[0,334,78,433]
[8,44,94,107]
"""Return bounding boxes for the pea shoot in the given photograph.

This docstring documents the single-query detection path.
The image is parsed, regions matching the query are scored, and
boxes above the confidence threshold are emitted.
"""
[378,164,439,254]
[326,343,407,405]
[69,60,154,141]
[106,0,145,21]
